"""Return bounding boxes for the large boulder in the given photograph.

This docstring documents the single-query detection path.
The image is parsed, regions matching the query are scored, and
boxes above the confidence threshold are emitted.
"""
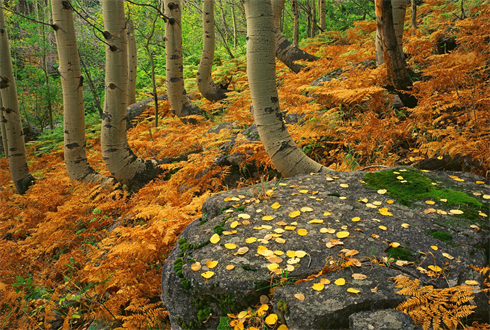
[161,167,489,330]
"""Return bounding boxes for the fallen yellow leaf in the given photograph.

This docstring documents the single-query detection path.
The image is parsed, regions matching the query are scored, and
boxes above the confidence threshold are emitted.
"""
[379,225,387,231]
[299,190,309,194]
[297,229,308,236]
[476,181,485,184]
[465,280,479,286]
[351,217,361,222]
[289,210,301,218]
[377,189,387,194]
[201,271,215,279]
[449,209,464,215]
[230,221,239,228]
[285,226,296,231]
[312,282,324,291]
[191,262,202,271]
[265,314,278,325]
[334,278,346,286]
[225,243,237,249]
[210,233,220,244]
[271,202,281,209]
[309,219,324,224]
[390,242,400,248]
[425,200,435,205]
[401,223,410,228]
[323,212,331,216]
[352,273,367,280]
[430,246,438,251]
[206,260,218,268]
[267,263,279,271]
[301,207,313,212]
[246,237,257,244]
[238,214,250,219]
[428,265,442,272]
[226,265,235,270]
[336,231,350,239]
[320,278,331,285]
[295,250,307,258]
[294,293,305,301]
[340,183,349,188]
[387,200,394,204]
[442,253,454,260]
[236,247,249,255]
[347,288,360,294]
[262,215,274,221]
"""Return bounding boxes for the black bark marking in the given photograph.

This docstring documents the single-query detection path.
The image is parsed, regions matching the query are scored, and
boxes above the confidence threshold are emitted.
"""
[0,29,4,33]
[0,76,10,89]
[168,18,176,25]
[66,142,80,149]
[168,2,178,10]
[109,45,118,52]
[106,148,118,153]
[170,55,180,60]
[51,24,60,31]
[271,96,278,103]
[102,31,112,40]
[61,1,71,9]
[4,107,13,114]
[169,77,180,83]
[279,141,290,151]
[108,83,117,90]
[265,107,274,114]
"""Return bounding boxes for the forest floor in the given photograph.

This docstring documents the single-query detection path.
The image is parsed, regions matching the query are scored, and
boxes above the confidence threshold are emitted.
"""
[1,1,489,329]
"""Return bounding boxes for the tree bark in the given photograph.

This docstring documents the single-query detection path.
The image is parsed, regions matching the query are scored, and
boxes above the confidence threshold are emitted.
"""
[376,0,406,66]
[243,0,327,177]
[310,0,317,37]
[197,0,227,102]
[319,0,326,31]
[378,0,418,108]
[51,0,108,183]
[272,0,318,74]
[0,0,35,194]
[164,0,203,119]
[292,0,299,47]
[411,0,417,29]
[127,19,137,106]
[101,0,162,189]
[0,95,8,158]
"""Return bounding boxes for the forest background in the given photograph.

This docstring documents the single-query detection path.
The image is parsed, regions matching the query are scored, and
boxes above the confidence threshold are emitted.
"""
[0,0,489,329]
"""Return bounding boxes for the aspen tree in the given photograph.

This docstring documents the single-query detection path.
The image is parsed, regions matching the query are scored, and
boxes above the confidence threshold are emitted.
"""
[243,0,327,177]
[51,0,108,183]
[0,0,35,194]
[127,20,137,105]
[272,0,317,74]
[376,0,406,66]
[164,0,202,118]
[100,0,161,188]
[197,0,227,102]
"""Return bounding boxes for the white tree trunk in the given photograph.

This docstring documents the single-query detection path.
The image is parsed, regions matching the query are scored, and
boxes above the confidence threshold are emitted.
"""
[243,0,327,177]
[0,0,35,194]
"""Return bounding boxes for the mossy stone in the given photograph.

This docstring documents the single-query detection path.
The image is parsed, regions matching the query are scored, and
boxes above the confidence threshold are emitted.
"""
[387,247,416,261]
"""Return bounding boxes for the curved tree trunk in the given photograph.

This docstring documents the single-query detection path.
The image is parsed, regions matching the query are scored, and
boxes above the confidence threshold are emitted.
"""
[376,0,406,66]
[164,0,203,118]
[0,0,35,194]
[319,0,326,31]
[51,0,109,183]
[272,0,318,74]
[411,0,418,29]
[378,0,418,108]
[197,0,227,102]
[127,19,137,106]
[101,0,162,189]
[243,0,327,177]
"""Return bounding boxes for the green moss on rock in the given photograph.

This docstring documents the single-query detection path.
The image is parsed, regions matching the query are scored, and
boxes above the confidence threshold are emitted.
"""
[387,247,416,261]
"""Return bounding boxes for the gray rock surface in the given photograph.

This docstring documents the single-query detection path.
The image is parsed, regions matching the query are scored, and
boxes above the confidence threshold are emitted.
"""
[161,167,489,330]
[349,309,422,330]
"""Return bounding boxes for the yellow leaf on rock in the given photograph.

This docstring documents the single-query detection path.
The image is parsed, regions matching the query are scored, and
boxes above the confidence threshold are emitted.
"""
[191,262,202,271]
[428,265,442,272]
[299,190,309,194]
[379,226,387,231]
[275,238,286,244]
[340,183,349,188]
[285,226,296,231]
[225,243,237,249]
[289,210,301,218]
[274,228,285,234]
[334,278,346,286]
[366,203,377,208]
[323,212,331,216]
[201,271,215,279]
[246,237,257,244]
[226,265,235,270]
[236,247,249,255]
[465,280,479,286]
[206,260,218,268]
[425,200,435,205]
[336,231,350,238]
[476,181,485,184]
[301,207,313,212]
[312,282,324,291]
[267,263,279,271]
[210,233,220,244]
[286,250,296,258]
[320,278,331,285]
[309,219,324,224]
[430,246,438,251]
[379,208,393,216]
[450,209,464,215]
[238,214,250,219]
[265,314,278,325]
[295,250,307,258]
[442,253,454,260]
[377,189,387,194]
[387,200,394,204]
[347,288,360,294]
[262,215,274,221]
[297,229,308,236]
[230,221,239,228]
[396,176,404,180]
[277,325,289,330]
[390,242,400,248]
[351,217,361,222]
[271,202,281,209]
[237,311,248,319]
[294,293,305,301]
[352,273,367,280]
[401,223,410,228]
